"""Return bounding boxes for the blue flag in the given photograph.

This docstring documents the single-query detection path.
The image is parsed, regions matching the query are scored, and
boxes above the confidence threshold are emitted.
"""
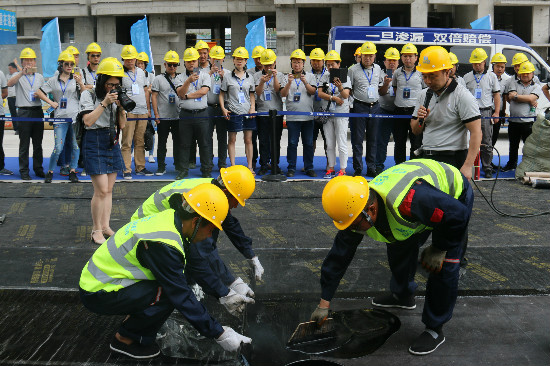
[40,18,62,78]
[130,16,153,73]
[470,15,492,30]
[374,17,391,27]
[0,9,17,45]
[245,16,266,70]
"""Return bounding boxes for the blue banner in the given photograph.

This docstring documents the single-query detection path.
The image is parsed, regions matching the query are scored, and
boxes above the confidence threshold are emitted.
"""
[470,15,492,30]
[0,9,17,45]
[130,16,153,73]
[374,17,391,27]
[245,16,266,69]
[40,18,62,78]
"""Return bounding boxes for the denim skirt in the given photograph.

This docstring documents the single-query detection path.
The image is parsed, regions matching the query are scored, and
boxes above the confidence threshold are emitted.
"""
[82,128,124,175]
[227,114,257,132]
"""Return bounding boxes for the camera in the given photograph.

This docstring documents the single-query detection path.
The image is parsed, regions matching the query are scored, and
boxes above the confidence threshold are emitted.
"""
[110,85,136,112]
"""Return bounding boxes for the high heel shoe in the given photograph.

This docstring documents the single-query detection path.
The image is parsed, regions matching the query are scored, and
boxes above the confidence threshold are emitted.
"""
[91,230,106,245]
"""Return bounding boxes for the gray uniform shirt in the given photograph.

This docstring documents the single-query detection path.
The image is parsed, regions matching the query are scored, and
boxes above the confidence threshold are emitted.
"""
[151,73,180,119]
[504,75,541,94]
[463,70,500,109]
[207,67,225,105]
[254,70,285,112]
[0,71,7,115]
[508,79,542,123]
[7,72,16,98]
[220,70,255,115]
[13,71,45,108]
[280,72,317,121]
[413,79,481,151]
[379,70,396,112]
[392,66,425,108]
[319,72,352,113]
[40,74,80,122]
[310,68,328,112]
[175,70,211,110]
[348,63,384,103]
[122,67,149,114]
[80,89,118,129]
[82,66,98,86]
[495,72,511,112]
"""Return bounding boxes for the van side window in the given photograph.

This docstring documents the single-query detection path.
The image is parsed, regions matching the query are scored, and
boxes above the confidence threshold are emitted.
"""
[448,46,491,77]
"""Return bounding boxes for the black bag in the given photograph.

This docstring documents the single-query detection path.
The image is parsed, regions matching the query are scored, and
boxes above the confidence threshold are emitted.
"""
[74,90,95,147]
[144,121,155,151]
[315,84,332,125]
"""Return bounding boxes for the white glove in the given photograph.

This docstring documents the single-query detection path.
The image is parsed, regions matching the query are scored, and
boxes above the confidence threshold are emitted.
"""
[191,283,205,301]
[229,277,255,298]
[247,256,264,281]
[219,289,255,317]
[215,326,252,352]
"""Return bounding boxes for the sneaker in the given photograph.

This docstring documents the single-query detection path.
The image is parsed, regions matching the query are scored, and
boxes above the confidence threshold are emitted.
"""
[21,173,32,180]
[500,164,516,172]
[81,169,87,176]
[336,170,346,177]
[286,170,295,178]
[175,171,188,180]
[189,162,196,169]
[202,171,212,178]
[136,168,153,176]
[484,169,493,179]
[148,155,155,163]
[324,169,335,179]
[258,166,269,176]
[35,170,46,178]
[366,168,378,178]
[109,337,160,359]
[123,172,132,180]
[44,171,53,183]
[372,293,416,309]
[353,169,362,177]
[155,167,166,176]
[60,166,70,176]
[69,171,79,183]
[0,168,13,175]
[305,170,317,177]
[409,329,445,355]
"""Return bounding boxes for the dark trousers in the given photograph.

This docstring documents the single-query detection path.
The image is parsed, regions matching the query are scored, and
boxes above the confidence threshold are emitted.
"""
[350,102,379,173]
[17,107,44,175]
[375,108,395,171]
[257,115,283,168]
[7,97,17,131]
[179,110,212,174]
[0,119,4,170]
[80,282,174,345]
[491,110,506,148]
[386,179,473,329]
[507,121,533,167]
[393,106,421,164]
[207,105,227,169]
[157,119,182,171]
[313,120,328,164]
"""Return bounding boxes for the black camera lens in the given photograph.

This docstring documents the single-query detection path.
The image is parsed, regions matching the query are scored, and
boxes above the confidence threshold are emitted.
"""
[111,85,136,112]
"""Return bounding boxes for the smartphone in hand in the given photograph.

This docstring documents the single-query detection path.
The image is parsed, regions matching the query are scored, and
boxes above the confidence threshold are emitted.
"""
[386,69,393,78]
[193,67,200,74]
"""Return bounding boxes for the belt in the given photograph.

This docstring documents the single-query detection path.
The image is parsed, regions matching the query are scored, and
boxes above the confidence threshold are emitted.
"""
[208,103,220,108]
[423,149,465,157]
[18,106,42,110]
[397,106,416,113]
[480,107,493,111]
[354,100,378,107]
[181,108,207,114]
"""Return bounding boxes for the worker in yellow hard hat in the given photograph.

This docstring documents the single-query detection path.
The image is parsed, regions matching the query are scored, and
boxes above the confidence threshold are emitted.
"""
[79,183,253,359]
[249,45,266,77]
[309,48,328,164]
[354,46,362,64]
[490,53,510,152]
[195,40,211,71]
[311,159,474,355]
[447,52,465,88]
[82,42,102,89]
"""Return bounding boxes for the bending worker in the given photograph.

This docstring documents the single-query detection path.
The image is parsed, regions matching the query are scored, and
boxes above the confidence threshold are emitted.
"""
[311,159,474,355]
[79,183,252,359]
[131,165,264,300]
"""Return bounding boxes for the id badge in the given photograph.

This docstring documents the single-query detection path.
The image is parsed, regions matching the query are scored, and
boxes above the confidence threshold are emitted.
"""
[293,92,301,102]
[60,97,68,109]
[367,85,376,99]
[213,84,221,95]
[29,91,36,102]
[331,101,337,111]
[474,88,482,99]
[132,83,140,95]
[314,91,321,101]
[389,88,395,97]
[403,87,411,99]
[238,91,246,104]
[168,93,175,104]
[264,90,272,101]
[195,96,202,102]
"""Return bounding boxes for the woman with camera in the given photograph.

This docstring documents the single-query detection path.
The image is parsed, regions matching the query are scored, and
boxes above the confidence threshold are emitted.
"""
[79,57,127,245]
[36,51,84,183]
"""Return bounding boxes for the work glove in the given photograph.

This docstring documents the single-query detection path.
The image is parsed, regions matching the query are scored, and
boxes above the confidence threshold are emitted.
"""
[219,289,255,317]
[247,256,265,281]
[310,306,330,325]
[229,277,255,298]
[215,326,252,352]
[420,245,447,273]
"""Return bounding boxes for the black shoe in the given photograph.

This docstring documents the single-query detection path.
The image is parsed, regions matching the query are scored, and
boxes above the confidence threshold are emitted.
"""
[44,171,53,183]
[21,173,31,181]
[286,170,295,177]
[202,171,211,178]
[353,169,362,177]
[110,337,160,359]
[372,293,416,309]
[189,162,196,169]
[484,169,493,179]
[500,164,516,172]
[366,169,378,177]
[305,169,317,177]
[409,329,445,355]
[490,162,499,171]
[35,170,45,178]
[258,166,269,176]
[136,168,154,176]
[69,171,79,183]
[375,167,385,176]
[176,171,188,180]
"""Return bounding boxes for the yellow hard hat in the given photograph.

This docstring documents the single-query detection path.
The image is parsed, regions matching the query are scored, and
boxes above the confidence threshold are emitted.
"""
[322,176,370,231]
[384,47,400,60]
[360,42,377,55]
[448,52,459,65]
[137,52,149,63]
[401,43,417,54]
[58,50,75,63]
[121,45,138,60]
[164,50,180,63]
[209,46,225,60]
[20,48,37,59]
[65,45,80,55]
[518,61,535,74]
[416,46,453,73]
[219,165,256,206]
[354,47,362,56]
[290,49,307,60]
[491,53,507,64]
[97,57,125,77]
[324,50,341,62]
[511,53,528,66]
[260,49,277,65]
[469,48,488,63]
[182,183,229,231]
[195,40,210,51]
[85,42,102,54]
[233,47,249,59]
[183,47,200,61]
[309,48,326,61]
[252,46,266,59]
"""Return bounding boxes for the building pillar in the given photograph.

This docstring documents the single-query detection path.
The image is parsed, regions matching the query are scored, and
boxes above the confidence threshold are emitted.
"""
[411,0,428,28]
[170,15,187,54]
[23,18,42,38]
[149,14,171,69]
[350,3,369,26]
[74,16,95,45]
[477,0,494,26]
[231,14,248,50]
[276,5,299,56]
[332,6,349,28]
[96,16,116,43]
[532,5,550,59]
